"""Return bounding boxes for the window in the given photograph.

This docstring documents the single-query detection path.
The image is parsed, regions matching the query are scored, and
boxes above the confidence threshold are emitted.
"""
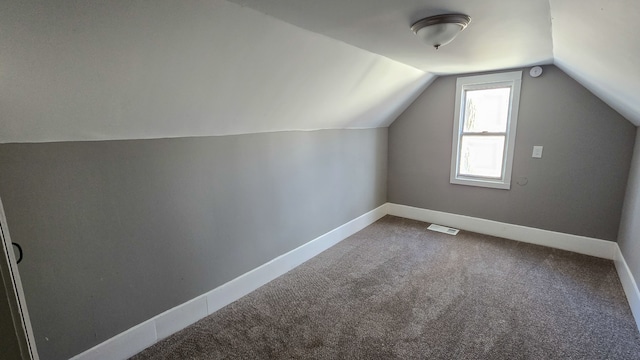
[450,71,522,189]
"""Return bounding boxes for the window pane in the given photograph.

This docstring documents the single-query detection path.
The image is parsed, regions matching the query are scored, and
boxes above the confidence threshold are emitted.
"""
[459,135,505,178]
[463,87,511,133]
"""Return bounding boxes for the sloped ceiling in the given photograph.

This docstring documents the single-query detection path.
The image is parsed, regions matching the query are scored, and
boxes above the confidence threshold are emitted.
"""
[550,0,640,126]
[1,0,638,143]
[229,0,555,74]
[230,0,640,126]
[0,0,430,143]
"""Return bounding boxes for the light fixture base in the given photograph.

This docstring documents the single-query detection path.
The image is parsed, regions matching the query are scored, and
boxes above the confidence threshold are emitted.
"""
[411,14,471,49]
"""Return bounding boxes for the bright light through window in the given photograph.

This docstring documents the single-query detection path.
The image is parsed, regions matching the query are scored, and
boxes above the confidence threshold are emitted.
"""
[459,135,505,178]
[464,88,510,133]
[450,71,522,190]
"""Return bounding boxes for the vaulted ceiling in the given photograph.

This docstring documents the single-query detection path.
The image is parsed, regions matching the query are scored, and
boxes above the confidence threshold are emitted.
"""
[230,0,555,75]
[231,0,640,126]
[0,0,430,143]
[0,0,638,143]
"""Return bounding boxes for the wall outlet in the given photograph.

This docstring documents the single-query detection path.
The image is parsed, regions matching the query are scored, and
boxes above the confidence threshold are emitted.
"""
[532,146,543,158]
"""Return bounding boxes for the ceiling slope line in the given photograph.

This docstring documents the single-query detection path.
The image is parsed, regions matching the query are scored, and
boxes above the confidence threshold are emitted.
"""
[0,0,432,143]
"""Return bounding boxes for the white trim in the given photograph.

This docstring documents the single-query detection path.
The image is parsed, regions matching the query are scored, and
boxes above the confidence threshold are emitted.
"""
[0,197,40,360]
[450,71,523,190]
[69,322,157,360]
[71,202,640,359]
[386,203,616,259]
[70,204,387,360]
[205,204,387,315]
[614,244,640,333]
[155,296,208,341]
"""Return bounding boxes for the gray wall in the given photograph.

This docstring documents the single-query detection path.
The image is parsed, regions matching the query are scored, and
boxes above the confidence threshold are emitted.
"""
[0,128,387,360]
[618,130,640,287]
[389,65,636,241]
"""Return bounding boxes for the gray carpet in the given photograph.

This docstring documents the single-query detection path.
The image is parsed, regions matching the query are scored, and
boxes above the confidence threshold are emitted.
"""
[131,216,640,359]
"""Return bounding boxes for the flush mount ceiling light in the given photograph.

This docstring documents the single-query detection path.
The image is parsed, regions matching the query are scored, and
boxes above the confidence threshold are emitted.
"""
[411,14,471,50]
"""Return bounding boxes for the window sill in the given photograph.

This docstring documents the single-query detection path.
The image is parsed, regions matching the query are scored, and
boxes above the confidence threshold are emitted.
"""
[450,177,511,190]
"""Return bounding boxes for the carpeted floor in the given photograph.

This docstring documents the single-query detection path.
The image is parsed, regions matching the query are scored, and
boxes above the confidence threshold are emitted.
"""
[131,216,640,359]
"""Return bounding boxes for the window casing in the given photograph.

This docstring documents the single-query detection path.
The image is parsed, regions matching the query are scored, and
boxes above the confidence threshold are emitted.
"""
[450,71,522,190]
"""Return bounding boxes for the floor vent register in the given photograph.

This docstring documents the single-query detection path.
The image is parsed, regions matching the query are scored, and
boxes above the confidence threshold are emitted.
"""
[427,224,460,235]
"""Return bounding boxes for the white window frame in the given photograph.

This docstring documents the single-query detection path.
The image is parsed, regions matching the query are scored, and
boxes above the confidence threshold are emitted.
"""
[450,71,522,190]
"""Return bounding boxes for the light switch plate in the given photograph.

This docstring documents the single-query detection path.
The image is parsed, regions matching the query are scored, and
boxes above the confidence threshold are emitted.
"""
[532,146,543,158]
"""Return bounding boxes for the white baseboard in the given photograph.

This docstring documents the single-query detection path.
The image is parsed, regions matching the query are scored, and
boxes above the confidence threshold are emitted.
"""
[69,321,157,360]
[70,204,387,360]
[70,202,640,359]
[386,203,616,260]
[614,244,640,333]
[205,203,387,315]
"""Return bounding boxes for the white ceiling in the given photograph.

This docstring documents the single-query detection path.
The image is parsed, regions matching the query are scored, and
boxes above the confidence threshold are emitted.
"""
[0,1,430,143]
[1,0,638,143]
[229,0,555,75]
[230,0,640,126]
[550,0,640,126]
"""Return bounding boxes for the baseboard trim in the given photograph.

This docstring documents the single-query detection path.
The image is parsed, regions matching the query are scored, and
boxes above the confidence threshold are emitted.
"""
[205,203,388,315]
[386,203,616,260]
[70,204,387,360]
[71,203,638,359]
[614,244,640,333]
